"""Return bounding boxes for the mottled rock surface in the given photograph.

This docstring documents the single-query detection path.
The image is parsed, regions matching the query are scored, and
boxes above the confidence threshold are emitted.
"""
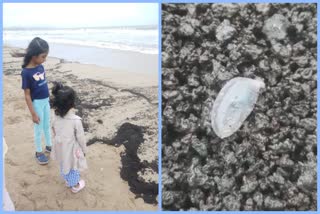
[162,3,317,211]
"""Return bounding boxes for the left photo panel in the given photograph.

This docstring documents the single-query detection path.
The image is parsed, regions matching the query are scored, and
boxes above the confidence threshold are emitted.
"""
[3,3,159,211]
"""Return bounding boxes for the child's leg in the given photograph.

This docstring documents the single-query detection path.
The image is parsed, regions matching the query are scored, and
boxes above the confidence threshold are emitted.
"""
[43,98,52,147]
[32,100,45,153]
[62,169,81,188]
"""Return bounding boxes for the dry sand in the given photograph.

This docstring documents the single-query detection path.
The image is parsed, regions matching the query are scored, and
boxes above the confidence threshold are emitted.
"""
[3,46,158,211]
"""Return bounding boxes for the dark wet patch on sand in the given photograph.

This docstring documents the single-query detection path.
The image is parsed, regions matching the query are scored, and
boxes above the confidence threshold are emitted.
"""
[87,123,158,205]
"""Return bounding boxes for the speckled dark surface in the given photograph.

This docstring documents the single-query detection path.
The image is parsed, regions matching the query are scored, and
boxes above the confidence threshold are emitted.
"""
[161,3,317,211]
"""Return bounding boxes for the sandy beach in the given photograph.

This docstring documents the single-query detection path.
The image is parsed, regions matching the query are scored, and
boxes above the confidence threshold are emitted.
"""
[3,46,158,210]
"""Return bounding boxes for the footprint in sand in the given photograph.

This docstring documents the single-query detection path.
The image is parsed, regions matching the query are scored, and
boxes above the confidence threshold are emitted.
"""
[5,159,19,167]
[14,103,26,111]
[6,116,23,125]
[56,199,64,209]
[20,181,30,188]
[23,169,35,174]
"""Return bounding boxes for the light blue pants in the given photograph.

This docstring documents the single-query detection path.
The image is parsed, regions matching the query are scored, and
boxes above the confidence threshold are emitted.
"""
[32,98,52,153]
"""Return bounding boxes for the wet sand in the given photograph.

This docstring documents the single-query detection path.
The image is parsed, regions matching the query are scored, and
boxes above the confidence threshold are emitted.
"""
[4,41,158,73]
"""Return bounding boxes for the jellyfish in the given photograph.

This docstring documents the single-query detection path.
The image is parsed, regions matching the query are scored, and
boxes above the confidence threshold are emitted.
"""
[211,77,265,139]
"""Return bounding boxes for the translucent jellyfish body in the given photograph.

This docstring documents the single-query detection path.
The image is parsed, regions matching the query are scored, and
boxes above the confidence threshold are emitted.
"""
[211,77,265,139]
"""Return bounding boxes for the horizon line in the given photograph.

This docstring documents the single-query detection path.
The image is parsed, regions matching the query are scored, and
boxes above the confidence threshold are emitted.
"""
[4,24,158,30]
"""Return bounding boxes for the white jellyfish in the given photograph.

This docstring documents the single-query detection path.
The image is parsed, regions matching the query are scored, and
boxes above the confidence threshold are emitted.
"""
[211,77,265,139]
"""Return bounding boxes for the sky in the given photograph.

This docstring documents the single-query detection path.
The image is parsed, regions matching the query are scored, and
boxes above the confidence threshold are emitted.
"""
[3,3,158,28]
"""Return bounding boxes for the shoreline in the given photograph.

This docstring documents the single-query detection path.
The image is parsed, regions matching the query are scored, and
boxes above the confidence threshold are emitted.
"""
[3,42,158,74]
[3,46,158,210]
[4,45,158,88]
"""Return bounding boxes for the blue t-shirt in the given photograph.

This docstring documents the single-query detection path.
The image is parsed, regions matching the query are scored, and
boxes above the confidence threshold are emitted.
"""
[21,64,49,101]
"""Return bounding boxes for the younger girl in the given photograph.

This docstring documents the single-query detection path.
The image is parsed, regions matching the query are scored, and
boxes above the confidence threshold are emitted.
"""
[50,82,88,193]
[21,37,52,165]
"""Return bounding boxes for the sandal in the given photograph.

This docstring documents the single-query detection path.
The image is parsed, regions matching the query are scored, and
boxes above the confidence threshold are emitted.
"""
[71,179,85,193]
[35,152,48,165]
[45,146,52,153]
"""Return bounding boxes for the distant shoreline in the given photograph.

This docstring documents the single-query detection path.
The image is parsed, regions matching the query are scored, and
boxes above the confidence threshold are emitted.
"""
[4,42,158,74]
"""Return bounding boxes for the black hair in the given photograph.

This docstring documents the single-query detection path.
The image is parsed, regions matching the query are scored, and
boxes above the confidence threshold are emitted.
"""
[50,82,77,117]
[21,37,49,68]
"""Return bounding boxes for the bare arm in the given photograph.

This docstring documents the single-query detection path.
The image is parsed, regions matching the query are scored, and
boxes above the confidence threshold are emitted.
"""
[24,89,40,124]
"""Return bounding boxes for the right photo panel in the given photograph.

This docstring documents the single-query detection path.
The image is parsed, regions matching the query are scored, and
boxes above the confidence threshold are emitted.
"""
[161,3,317,211]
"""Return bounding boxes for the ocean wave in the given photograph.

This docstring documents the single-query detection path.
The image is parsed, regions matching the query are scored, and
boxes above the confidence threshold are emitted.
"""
[50,39,158,55]
[3,28,158,55]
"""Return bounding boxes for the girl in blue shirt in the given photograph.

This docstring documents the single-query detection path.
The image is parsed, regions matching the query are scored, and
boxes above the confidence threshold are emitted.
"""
[21,37,52,165]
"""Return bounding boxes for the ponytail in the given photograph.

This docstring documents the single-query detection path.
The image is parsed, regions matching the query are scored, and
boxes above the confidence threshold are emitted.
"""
[22,53,32,68]
[51,82,64,96]
[50,82,77,118]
